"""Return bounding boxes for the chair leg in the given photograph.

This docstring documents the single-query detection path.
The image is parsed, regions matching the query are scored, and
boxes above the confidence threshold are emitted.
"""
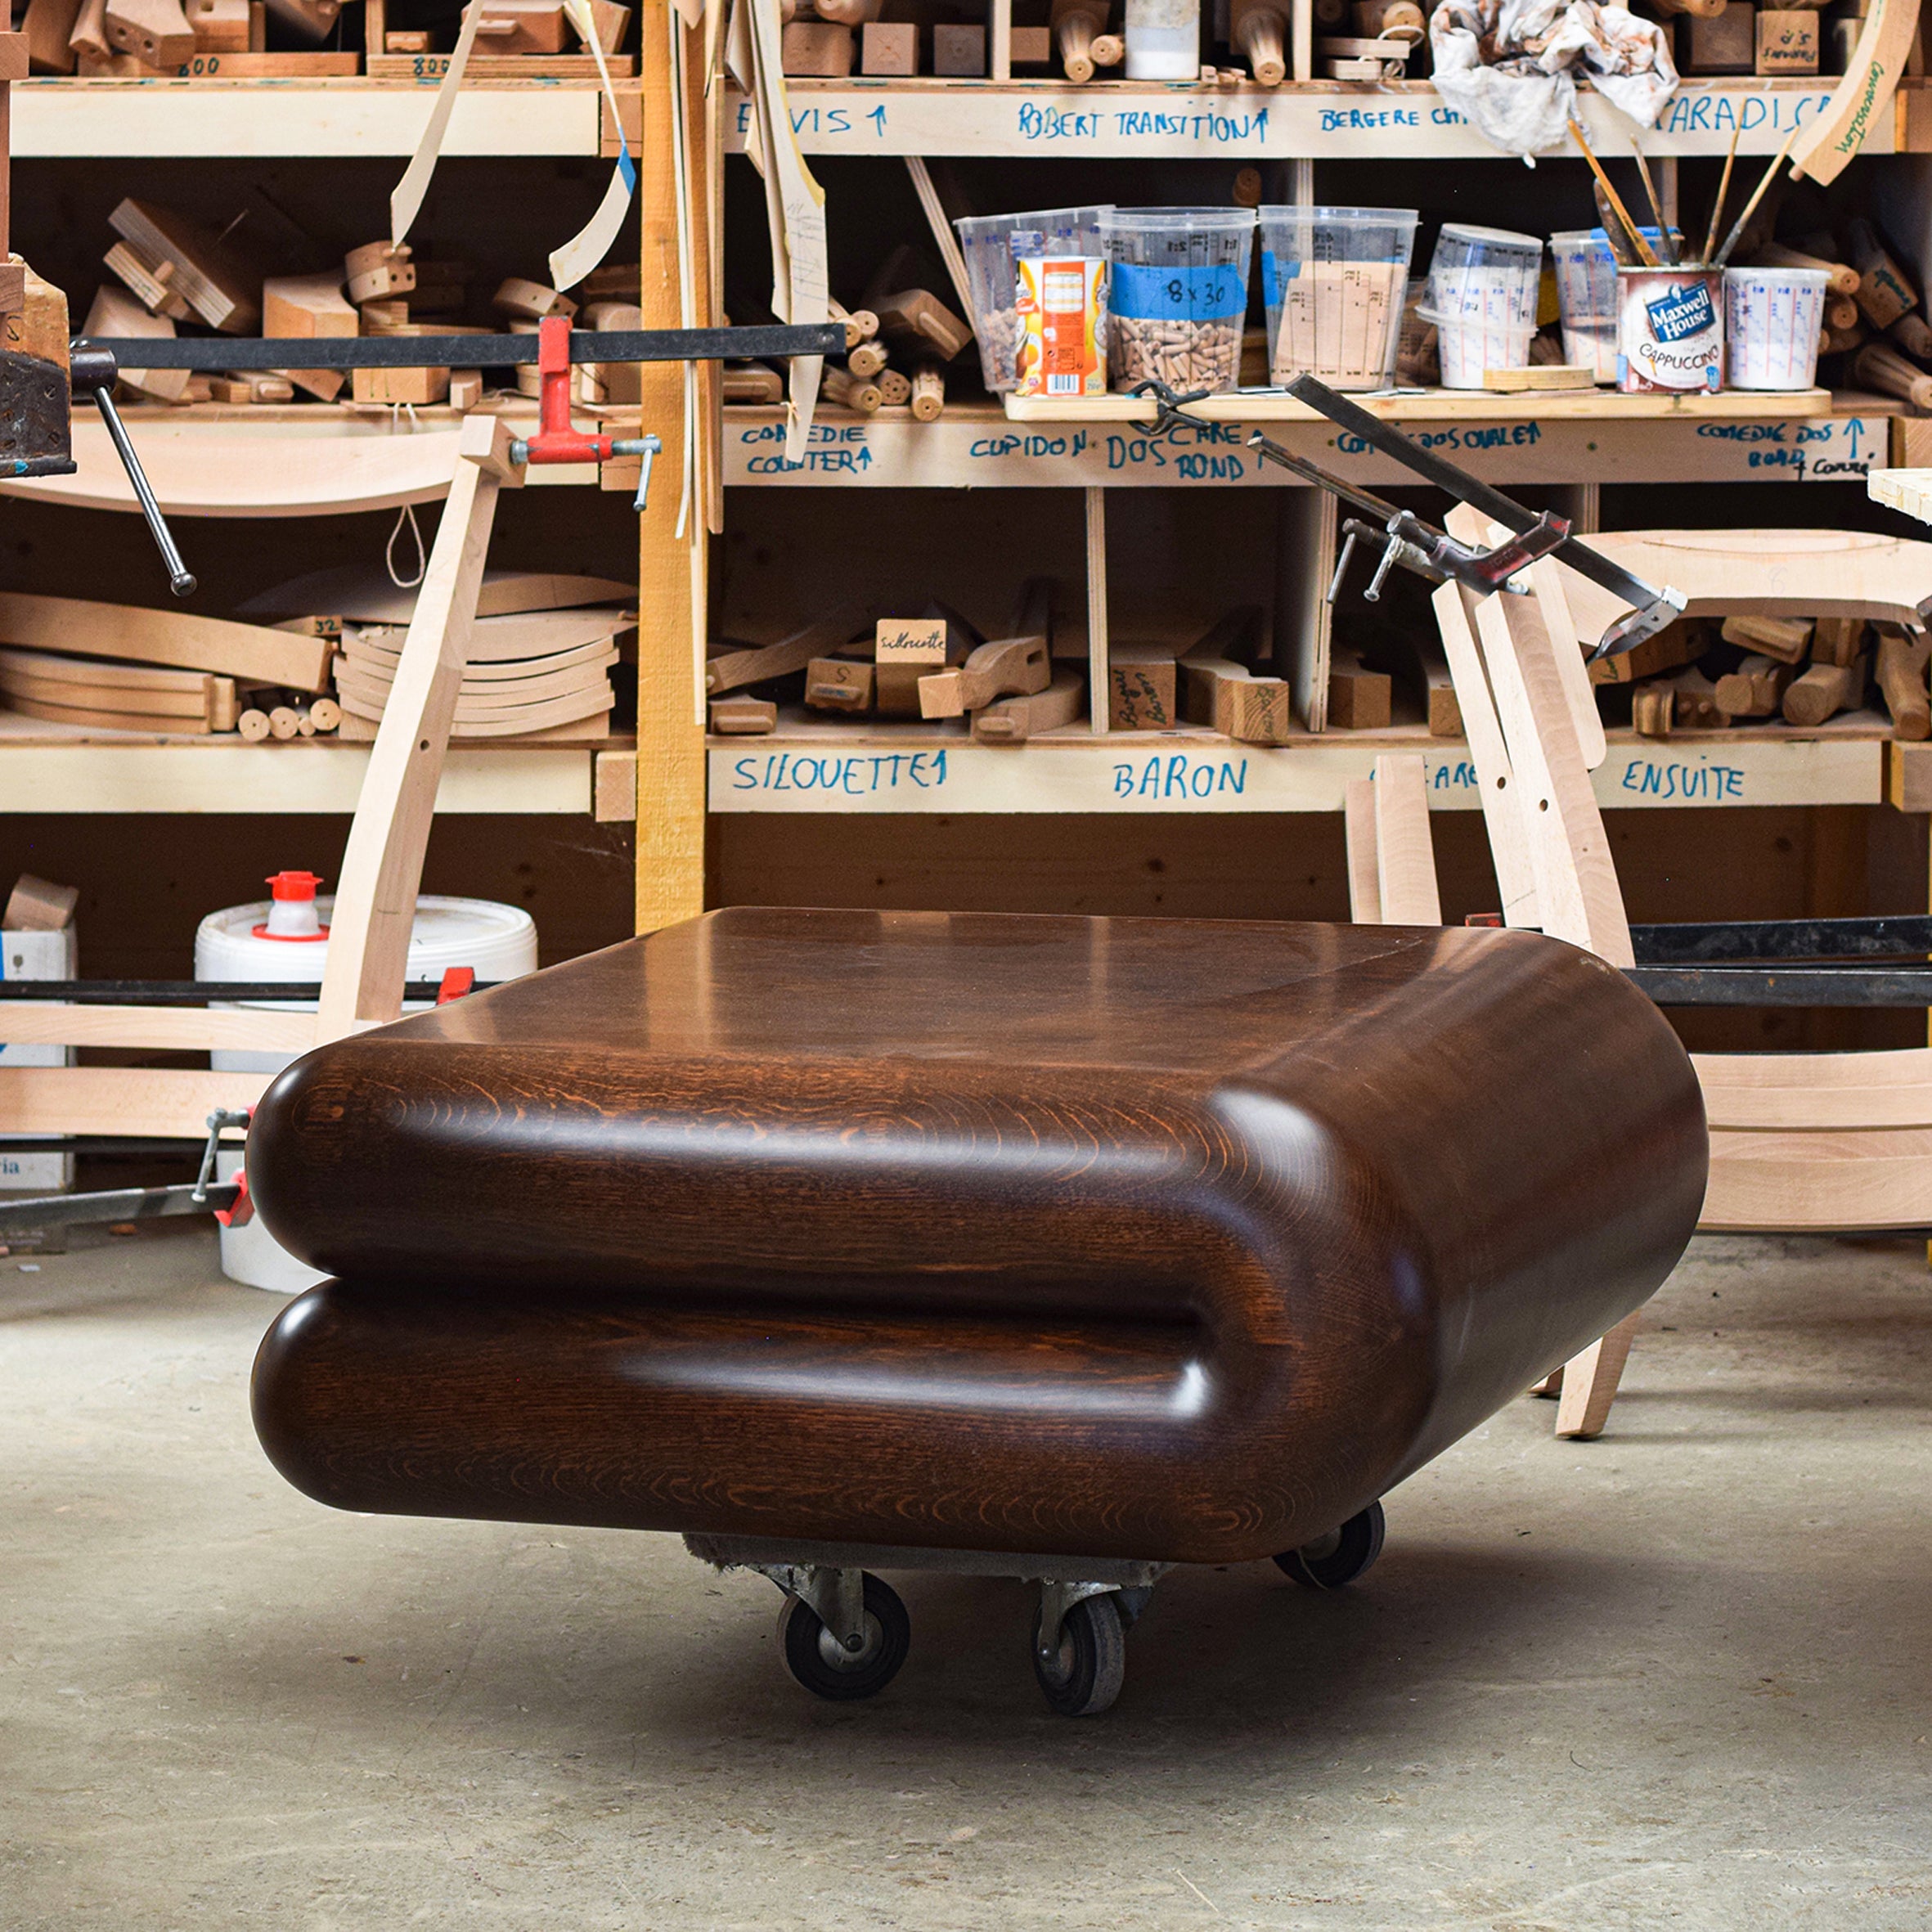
[1553,1309,1642,1440]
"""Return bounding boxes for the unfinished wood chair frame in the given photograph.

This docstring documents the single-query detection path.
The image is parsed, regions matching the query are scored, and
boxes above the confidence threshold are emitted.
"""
[0,415,523,1139]
[1365,519,1932,1436]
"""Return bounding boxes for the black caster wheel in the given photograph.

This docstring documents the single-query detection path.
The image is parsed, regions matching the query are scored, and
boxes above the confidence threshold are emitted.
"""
[1273,1499,1386,1589]
[1032,1593,1126,1717]
[778,1573,910,1701]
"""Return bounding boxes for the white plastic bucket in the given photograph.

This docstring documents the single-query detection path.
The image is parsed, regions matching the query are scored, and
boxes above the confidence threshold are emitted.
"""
[195,891,537,1076]
[1724,265,1828,391]
[195,887,537,1292]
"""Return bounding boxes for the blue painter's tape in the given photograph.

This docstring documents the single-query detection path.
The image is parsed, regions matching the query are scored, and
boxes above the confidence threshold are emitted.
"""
[1110,261,1246,322]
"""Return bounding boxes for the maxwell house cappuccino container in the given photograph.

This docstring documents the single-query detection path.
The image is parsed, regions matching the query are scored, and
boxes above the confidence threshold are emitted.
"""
[1617,266,1723,393]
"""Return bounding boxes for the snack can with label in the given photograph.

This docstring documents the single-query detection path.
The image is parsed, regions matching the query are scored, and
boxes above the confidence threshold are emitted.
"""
[1616,267,1723,393]
[1015,253,1108,398]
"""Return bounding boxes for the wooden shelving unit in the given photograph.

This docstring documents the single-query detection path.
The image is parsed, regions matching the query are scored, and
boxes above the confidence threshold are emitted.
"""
[0,717,628,815]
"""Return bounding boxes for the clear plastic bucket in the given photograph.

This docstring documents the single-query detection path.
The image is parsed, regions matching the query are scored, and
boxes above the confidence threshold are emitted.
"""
[955,205,1112,393]
[1724,265,1828,391]
[1098,207,1256,394]
[1427,223,1541,389]
[1258,205,1418,391]
[1550,227,1682,382]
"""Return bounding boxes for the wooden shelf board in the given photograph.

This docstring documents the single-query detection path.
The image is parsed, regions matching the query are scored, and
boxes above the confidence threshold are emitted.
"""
[14,76,609,158]
[0,718,614,812]
[704,714,1890,814]
[724,76,1889,160]
[2,406,641,515]
[725,400,1890,488]
[1004,387,1836,425]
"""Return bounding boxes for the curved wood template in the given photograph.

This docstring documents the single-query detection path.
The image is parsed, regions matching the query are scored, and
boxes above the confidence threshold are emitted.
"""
[1789,0,1921,186]
[1554,529,1932,645]
[0,420,465,517]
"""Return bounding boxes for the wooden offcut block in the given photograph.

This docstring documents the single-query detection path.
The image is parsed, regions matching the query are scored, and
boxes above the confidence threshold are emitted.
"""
[781,18,854,72]
[1755,7,1817,71]
[351,364,451,406]
[1683,1,1755,72]
[1107,643,1177,730]
[186,0,248,47]
[932,20,983,71]
[1010,23,1052,62]
[804,658,874,712]
[860,18,916,70]
[1327,647,1392,730]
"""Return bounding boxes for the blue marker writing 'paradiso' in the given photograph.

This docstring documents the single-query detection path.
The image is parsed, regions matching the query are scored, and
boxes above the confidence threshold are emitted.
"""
[1110,263,1245,321]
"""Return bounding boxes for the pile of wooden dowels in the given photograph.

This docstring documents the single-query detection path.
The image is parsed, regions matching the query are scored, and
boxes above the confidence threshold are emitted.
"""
[1602,611,1930,741]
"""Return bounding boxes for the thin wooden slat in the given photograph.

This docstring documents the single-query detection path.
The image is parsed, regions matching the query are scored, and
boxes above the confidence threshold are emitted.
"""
[0,1002,318,1051]
[1370,753,1441,924]
[0,1066,270,1137]
[1342,775,1381,921]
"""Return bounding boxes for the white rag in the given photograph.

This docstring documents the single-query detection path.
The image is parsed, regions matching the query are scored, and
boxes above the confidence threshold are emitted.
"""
[1430,0,1679,158]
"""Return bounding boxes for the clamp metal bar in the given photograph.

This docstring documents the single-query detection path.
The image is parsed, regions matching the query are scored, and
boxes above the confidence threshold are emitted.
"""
[1279,375,1685,655]
[71,322,847,372]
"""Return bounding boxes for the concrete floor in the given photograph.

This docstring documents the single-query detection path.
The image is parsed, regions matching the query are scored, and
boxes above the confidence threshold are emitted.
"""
[5,1228,1930,1930]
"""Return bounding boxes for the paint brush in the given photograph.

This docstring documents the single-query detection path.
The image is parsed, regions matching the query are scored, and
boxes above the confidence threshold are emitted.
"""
[1594,181,1639,266]
[1712,124,1801,270]
[1568,117,1660,268]
[1629,142,1678,264]
[1699,115,1743,267]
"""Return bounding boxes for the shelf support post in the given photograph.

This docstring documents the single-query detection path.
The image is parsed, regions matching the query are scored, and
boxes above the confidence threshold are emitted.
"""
[636,0,711,935]
[1085,486,1108,734]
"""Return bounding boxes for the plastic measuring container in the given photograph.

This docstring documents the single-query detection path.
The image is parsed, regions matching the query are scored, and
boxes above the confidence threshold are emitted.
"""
[955,205,1112,393]
[1550,227,1683,382]
[1724,265,1828,391]
[1258,206,1418,391]
[1425,223,1542,389]
[1097,207,1256,394]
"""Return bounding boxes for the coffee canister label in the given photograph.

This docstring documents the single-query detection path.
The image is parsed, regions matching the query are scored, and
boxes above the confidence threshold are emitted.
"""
[1616,268,1723,393]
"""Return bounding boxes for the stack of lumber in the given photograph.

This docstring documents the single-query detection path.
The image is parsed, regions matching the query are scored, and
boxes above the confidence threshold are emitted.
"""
[1610,609,1912,739]
[0,591,335,735]
[241,565,633,743]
